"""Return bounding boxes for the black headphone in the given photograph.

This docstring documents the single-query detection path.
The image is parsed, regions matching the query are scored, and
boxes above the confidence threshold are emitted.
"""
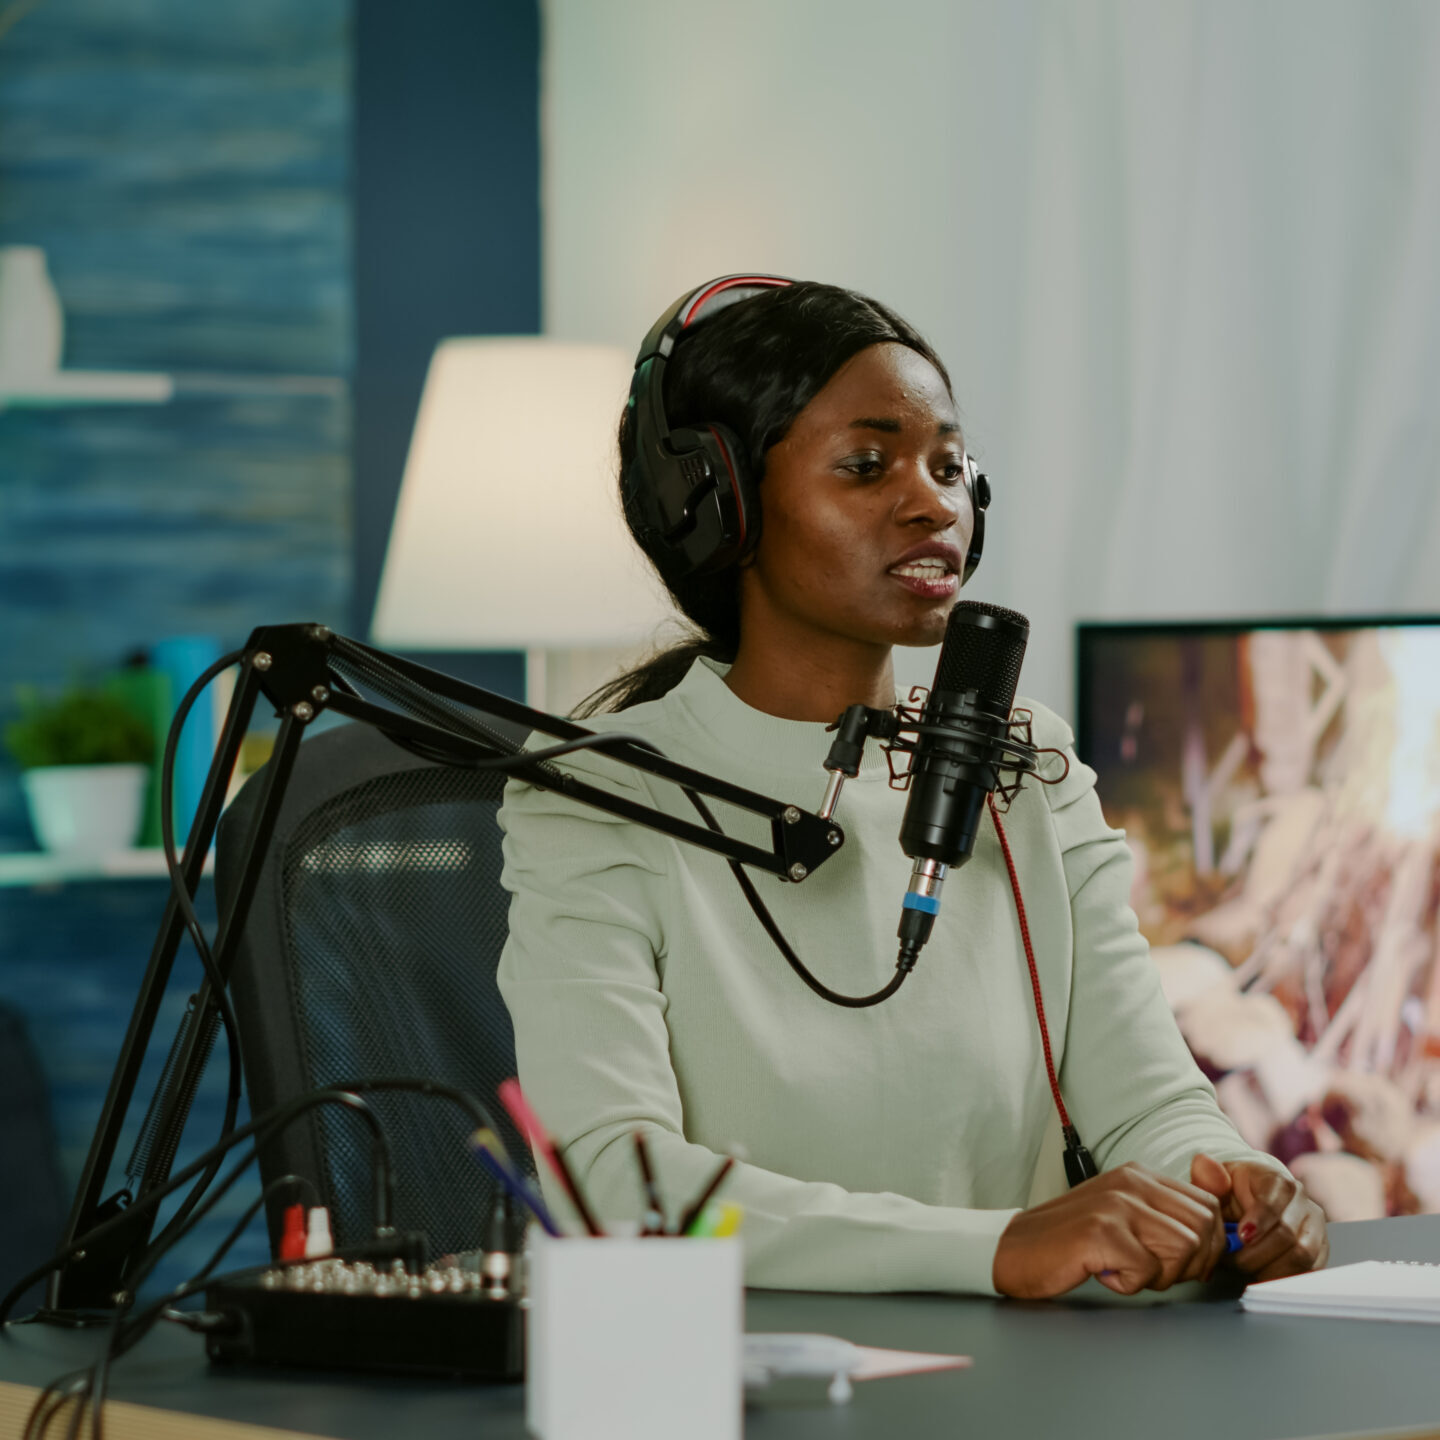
[621,273,990,583]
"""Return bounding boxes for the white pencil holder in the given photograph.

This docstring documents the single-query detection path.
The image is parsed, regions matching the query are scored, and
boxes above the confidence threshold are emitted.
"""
[526,1234,743,1440]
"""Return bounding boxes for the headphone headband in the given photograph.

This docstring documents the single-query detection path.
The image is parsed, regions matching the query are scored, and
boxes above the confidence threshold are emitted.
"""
[635,274,793,367]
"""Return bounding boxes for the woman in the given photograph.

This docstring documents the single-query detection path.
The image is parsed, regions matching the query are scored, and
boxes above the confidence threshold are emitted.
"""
[497,277,1327,1297]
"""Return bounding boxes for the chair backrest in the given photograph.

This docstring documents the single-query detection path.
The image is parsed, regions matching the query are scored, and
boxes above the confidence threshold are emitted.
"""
[216,720,529,1259]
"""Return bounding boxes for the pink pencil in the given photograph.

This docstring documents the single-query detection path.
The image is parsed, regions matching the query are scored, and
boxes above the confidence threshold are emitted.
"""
[497,1078,604,1237]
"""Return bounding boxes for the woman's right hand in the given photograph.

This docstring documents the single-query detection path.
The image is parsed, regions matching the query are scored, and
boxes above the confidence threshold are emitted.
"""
[992,1161,1228,1298]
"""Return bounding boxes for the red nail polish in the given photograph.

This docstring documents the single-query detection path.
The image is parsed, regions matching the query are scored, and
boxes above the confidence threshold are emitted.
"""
[1240,1223,1257,1243]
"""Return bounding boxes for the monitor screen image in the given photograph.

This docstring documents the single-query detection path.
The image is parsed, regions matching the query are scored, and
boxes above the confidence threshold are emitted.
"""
[1076,618,1440,1223]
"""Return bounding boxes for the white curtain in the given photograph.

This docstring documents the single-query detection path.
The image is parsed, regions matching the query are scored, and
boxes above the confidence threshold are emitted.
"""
[542,0,1440,715]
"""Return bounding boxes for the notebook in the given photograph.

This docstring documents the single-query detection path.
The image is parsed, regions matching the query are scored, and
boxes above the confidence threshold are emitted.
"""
[1241,1262,1440,1322]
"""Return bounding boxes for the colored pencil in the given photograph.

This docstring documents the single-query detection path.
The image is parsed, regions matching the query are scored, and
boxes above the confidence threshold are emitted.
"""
[497,1078,605,1237]
[470,1129,564,1238]
[677,1155,737,1236]
[633,1130,665,1235]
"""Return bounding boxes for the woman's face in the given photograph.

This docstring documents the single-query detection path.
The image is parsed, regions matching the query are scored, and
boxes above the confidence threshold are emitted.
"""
[741,341,974,653]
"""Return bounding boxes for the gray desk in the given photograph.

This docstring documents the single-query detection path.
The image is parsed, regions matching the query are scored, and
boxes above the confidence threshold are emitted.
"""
[4,1216,1440,1440]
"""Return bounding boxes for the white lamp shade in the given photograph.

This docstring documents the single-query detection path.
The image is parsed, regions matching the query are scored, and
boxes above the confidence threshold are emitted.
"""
[371,337,674,649]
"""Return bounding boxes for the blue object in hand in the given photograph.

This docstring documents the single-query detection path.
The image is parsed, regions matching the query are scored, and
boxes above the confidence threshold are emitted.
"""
[1098,1221,1244,1282]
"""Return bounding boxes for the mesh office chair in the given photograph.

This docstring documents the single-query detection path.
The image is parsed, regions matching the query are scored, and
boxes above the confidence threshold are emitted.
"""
[215,720,531,1259]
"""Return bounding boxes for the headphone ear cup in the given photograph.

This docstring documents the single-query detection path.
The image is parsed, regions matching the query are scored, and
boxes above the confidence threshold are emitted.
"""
[962,466,989,586]
[699,422,758,570]
[660,422,756,575]
[620,443,659,548]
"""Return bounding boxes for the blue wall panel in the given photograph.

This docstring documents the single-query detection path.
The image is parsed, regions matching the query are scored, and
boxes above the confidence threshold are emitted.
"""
[0,0,353,849]
[0,0,351,1301]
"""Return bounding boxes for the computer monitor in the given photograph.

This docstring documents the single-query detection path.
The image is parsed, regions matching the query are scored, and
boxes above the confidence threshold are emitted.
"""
[1075,617,1440,1221]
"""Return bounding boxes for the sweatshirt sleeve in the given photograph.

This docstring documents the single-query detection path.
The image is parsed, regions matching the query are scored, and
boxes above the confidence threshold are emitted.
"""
[1034,708,1291,1183]
[497,765,1017,1296]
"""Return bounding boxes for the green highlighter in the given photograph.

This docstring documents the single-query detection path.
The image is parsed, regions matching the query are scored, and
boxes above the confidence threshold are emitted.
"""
[688,1202,744,1238]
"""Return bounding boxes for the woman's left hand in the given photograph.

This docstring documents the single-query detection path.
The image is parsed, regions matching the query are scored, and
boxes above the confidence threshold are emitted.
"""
[1191,1153,1329,1280]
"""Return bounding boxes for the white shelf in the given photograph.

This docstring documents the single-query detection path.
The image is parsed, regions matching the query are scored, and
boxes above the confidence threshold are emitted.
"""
[0,847,214,888]
[0,369,348,410]
[0,369,174,406]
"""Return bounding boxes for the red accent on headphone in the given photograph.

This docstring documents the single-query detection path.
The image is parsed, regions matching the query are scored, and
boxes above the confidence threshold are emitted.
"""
[681,275,791,329]
[706,426,748,553]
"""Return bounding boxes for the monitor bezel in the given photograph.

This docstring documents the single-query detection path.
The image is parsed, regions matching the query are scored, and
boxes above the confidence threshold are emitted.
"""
[1074,614,1440,765]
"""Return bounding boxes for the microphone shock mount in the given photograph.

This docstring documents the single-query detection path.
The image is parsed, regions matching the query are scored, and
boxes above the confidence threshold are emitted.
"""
[820,692,1058,967]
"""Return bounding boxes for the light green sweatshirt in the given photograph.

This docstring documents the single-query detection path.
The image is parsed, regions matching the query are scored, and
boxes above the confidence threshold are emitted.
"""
[497,658,1267,1295]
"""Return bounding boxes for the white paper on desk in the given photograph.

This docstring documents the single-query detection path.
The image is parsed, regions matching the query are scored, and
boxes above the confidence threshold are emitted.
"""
[1243,1300,1440,1324]
[850,1345,972,1381]
[1242,1261,1440,1322]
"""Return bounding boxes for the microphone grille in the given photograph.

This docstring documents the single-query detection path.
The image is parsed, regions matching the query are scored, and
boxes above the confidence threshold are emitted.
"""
[933,601,1030,708]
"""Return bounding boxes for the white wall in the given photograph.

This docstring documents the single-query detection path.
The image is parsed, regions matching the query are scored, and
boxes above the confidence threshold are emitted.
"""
[543,0,1440,716]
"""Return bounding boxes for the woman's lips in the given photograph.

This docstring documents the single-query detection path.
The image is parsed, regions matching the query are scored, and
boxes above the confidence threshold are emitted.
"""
[888,562,959,599]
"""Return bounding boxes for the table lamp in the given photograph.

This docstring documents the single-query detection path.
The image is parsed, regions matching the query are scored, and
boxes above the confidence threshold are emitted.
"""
[371,338,674,712]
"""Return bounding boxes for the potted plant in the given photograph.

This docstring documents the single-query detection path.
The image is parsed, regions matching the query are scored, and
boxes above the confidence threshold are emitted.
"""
[4,685,154,855]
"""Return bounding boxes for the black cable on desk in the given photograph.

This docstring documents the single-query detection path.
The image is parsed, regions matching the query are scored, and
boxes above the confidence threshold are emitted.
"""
[87,1173,322,1439]
[115,1074,520,1328]
[16,1076,515,1439]
[21,1368,89,1440]
[2,1088,387,1326]
[20,1093,390,1440]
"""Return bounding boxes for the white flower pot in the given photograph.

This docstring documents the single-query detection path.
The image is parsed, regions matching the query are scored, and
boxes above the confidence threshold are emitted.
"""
[20,764,149,856]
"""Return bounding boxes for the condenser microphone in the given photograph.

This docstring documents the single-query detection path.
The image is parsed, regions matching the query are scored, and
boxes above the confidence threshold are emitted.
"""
[895,601,1031,971]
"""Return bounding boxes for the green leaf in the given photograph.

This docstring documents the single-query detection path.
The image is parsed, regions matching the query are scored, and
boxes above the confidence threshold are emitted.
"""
[4,685,155,769]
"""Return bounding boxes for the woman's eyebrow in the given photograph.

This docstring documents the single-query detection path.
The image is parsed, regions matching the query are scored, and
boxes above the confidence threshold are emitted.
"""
[848,417,962,435]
